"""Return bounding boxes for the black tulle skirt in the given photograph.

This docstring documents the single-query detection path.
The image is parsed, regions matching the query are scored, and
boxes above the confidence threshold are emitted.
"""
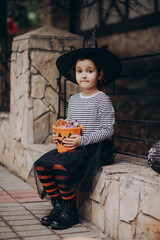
[29,139,115,199]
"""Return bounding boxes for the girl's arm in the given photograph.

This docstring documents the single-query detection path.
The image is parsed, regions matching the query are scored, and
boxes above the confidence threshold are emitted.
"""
[80,97,115,146]
[80,124,114,146]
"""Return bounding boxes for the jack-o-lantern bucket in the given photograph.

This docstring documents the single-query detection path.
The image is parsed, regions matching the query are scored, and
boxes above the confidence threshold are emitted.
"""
[53,125,83,153]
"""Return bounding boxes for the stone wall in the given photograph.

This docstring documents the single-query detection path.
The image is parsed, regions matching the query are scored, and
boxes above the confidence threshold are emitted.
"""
[0,26,83,178]
[79,154,160,240]
[0,113,10,167]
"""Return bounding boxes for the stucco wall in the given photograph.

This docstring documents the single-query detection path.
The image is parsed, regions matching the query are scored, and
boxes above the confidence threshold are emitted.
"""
[98,26,160,58]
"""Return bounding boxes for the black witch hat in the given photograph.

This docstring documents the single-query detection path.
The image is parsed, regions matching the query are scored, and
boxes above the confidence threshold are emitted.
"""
[56,26,121,85]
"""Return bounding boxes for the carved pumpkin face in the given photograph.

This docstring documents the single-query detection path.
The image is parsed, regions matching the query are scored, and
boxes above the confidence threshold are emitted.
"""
[57,132,72,146]
[53,125,83,153]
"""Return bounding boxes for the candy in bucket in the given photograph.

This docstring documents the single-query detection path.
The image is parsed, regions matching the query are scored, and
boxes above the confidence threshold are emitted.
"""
[53,119,83,153]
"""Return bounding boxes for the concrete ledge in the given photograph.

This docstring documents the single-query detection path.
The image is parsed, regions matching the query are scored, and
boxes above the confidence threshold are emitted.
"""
[79,154,160,240]
[27,143,56,177]
[28,143,55,154]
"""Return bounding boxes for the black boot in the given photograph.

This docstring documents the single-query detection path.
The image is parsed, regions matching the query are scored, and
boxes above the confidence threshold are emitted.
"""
[41,196,63,226]
[51,199,79,230]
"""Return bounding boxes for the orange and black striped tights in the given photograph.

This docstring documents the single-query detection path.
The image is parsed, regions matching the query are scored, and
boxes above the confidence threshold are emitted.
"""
[36,164,75,201]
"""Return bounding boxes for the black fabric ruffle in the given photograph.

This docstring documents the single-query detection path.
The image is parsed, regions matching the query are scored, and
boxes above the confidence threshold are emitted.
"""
[29,139,115,199]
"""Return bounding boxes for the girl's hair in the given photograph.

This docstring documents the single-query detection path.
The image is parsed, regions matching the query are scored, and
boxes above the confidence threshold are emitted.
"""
[70,55,105,90]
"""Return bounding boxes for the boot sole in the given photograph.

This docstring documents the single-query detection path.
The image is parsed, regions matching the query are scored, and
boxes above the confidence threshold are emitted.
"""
[51,219,79,230]
[41,220,52,226]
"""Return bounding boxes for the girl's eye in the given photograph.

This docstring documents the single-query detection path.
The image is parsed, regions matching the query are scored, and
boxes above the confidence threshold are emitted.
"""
[77,70,82,73]
[88,70,92,73]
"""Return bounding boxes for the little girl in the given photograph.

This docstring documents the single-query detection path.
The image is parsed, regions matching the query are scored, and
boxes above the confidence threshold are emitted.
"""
[33,28,121,230]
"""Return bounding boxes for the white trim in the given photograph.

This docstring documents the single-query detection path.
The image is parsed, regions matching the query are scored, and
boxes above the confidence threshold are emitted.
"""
[80,91,102,99]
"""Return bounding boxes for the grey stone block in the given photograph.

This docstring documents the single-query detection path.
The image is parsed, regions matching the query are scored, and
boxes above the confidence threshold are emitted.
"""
[0,226,12,232]
[60,231,97,239]
[0,210,31,216]
[22,202,51,210]
[0,206,25,212]
[3,214,36,221]
[0,232,18,239]
[8,219,40,226]
[30,209,50,214]
[54,226,90,235]
[0,221,7,226]
[23,235,60,240]
[17,229,54,237]
[12,224,46,231]
[0,203,20,207]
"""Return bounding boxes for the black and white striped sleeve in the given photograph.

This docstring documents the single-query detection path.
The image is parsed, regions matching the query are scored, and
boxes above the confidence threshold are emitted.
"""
[66,99,72,122]
[80,96,115,146]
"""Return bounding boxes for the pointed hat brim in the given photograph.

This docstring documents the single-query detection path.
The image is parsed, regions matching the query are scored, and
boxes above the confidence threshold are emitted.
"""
[56,47,121,85]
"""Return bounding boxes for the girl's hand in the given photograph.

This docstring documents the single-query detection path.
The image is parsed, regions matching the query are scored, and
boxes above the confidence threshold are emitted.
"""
[52,131,58,144]
[62,135,81,150]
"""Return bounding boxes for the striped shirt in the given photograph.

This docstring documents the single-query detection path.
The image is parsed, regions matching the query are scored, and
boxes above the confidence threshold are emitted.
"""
[66,91,115,146]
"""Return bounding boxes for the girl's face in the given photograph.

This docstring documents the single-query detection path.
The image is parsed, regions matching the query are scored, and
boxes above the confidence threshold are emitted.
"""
[75,59,103,93]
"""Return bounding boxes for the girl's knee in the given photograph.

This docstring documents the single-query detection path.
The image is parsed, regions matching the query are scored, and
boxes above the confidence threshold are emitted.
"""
[53,164,67,171]
[34,153,50,167]
[34,158,47,168]
[34,159,41,167]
